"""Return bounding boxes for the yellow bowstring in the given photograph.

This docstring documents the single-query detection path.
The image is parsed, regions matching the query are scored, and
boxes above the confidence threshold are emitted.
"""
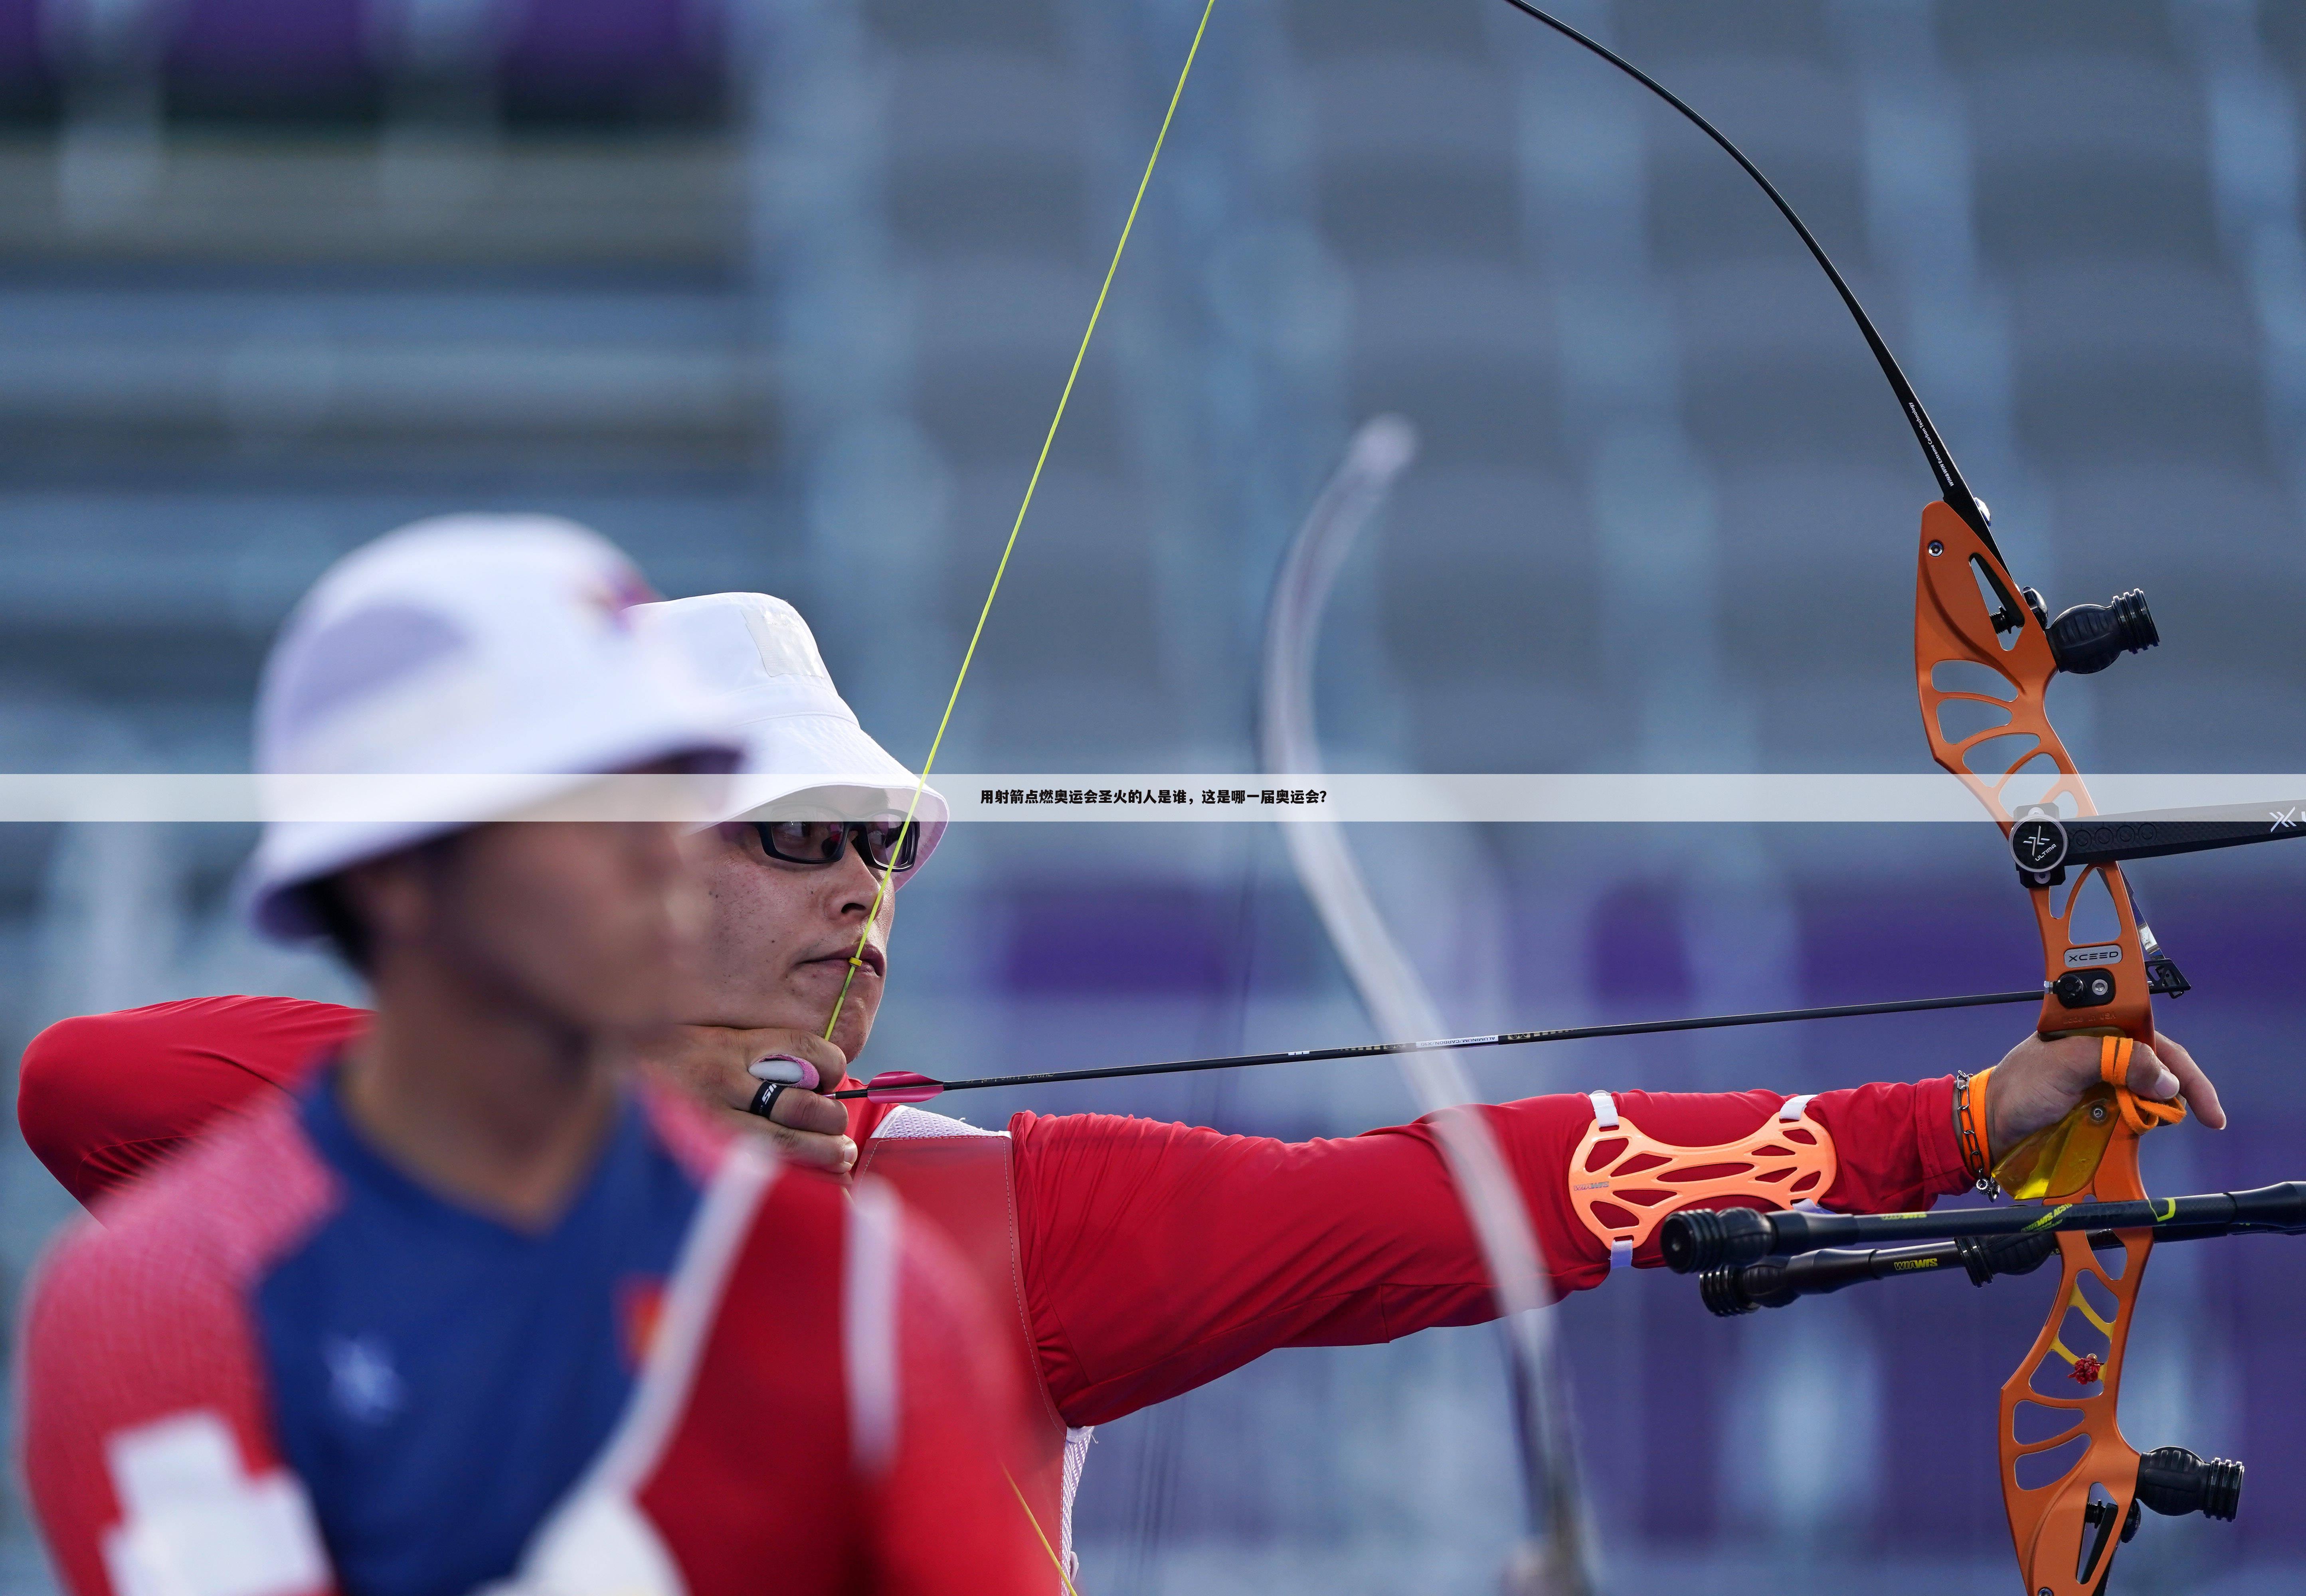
[823,0,1220,1045]
[1006,1466,1085,1596]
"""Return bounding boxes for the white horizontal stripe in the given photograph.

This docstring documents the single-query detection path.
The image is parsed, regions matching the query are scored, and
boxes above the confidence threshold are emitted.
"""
[4,772,2306,824]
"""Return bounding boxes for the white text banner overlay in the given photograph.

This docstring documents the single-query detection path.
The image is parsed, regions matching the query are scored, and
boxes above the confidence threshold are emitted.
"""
[3,773,2306,824]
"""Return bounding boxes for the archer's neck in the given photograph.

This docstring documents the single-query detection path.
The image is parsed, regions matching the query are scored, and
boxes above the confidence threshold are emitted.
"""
[342,952,625,1231]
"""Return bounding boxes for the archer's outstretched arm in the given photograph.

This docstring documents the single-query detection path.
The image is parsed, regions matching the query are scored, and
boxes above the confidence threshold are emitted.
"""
[1008,1076,1970,1428]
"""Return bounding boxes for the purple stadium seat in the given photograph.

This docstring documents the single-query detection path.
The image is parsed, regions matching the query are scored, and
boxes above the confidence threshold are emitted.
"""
[166,0,375,116]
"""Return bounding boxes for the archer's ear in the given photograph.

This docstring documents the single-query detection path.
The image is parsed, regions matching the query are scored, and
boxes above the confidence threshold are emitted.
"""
[334,847,445,957]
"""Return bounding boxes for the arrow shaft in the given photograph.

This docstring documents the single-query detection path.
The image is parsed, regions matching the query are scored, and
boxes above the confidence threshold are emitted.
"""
[831,986,2042,1100]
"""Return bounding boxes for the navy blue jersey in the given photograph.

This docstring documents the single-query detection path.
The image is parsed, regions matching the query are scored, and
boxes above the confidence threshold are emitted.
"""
[256,1075,700,1596]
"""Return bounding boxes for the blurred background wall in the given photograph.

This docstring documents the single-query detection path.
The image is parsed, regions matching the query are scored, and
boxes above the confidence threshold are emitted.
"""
[3,0,2304,1591]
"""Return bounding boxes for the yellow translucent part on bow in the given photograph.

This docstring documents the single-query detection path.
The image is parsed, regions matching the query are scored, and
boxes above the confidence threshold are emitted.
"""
[1993,1084,2125,1202]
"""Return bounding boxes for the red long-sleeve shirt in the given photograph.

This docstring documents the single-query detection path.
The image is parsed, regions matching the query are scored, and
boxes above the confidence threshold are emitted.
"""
[19,996,1972,1429]
[20,1082,1047,1596]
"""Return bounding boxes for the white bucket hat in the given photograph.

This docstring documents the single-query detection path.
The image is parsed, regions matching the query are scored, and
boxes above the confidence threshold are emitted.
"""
[632,592,945,879]
[243,514,746,941]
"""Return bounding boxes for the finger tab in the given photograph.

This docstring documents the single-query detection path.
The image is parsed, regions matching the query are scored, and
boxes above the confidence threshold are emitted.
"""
[749,1054,822,1090]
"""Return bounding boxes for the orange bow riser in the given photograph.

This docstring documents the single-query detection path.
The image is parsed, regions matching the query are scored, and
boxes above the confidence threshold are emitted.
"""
[1915,504,2200,1593]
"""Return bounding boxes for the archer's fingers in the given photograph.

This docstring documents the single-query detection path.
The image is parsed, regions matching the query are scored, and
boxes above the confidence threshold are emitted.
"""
[769,1122,859,1175]
[717,1105,858,1175]
[2147,1032,2227,1130]
[766,1084,849,1138]
[744,1031,849,1087]
[2122,1040,2183,1104]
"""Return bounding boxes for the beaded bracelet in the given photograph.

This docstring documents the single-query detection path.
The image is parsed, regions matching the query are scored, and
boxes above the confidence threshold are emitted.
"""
[1953,1067,1997,1195]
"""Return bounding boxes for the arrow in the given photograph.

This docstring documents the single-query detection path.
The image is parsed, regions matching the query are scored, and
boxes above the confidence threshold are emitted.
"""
[831,986,2043,1103]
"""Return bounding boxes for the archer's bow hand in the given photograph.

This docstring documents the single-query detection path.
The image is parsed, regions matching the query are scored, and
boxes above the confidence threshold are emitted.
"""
[1986,1029,2226,1154]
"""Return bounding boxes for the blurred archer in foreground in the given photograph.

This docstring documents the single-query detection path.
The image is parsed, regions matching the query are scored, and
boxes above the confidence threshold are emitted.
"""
[19,517,1043,1596]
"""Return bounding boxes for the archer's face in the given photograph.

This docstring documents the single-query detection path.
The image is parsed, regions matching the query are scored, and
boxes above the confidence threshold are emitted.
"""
[415,819,702,1038]
[674,821,896,1066]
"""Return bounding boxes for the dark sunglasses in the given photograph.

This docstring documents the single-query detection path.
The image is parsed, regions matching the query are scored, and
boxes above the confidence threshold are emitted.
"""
[751,818,919,874]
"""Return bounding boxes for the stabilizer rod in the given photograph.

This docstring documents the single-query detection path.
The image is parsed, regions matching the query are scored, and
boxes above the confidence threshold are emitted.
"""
[1663,1181,2306,1275]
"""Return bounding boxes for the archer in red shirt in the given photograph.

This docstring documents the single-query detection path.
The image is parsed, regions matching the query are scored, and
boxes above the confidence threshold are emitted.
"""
[23,871,2223,1434]
[18,611,2228,1573]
